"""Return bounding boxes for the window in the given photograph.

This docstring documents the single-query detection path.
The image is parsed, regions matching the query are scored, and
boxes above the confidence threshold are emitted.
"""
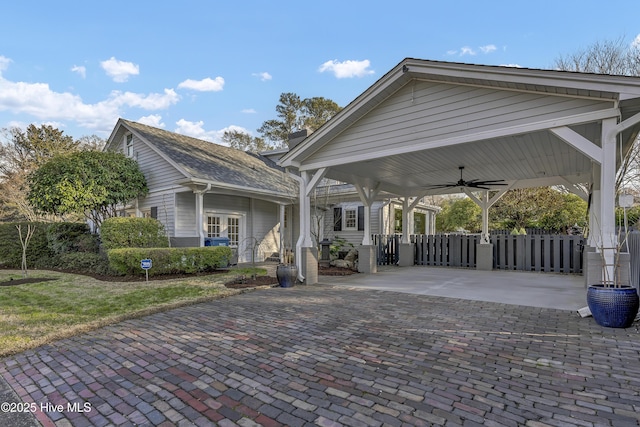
[207,216,221,237]
[345,208,357,230]
[206,213,242,247]
[333,206,364,231]
[125,134,134,157]
[227,217,239,246]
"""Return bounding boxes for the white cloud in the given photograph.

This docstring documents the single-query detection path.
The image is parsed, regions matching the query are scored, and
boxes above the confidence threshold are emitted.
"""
[632,34,640,48]
[318,59,374,78]
[71,65,86,78]
[174,119,219,142]
[450,45,498,57]
[479,44,497,54]
[100,57,139,82]
[108,89,179,110]
[252,72,272,81]
[138,114,165,128]
[173,120,253,145]
[0,66,179,133]
[177,77,224,92]
[241,108,256,114]
[0,56,13,73]
[460,46,476,56]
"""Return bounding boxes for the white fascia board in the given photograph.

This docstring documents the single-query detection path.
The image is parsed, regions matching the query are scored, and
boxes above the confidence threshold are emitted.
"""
[406,60,640,99]
[299,108,619,171]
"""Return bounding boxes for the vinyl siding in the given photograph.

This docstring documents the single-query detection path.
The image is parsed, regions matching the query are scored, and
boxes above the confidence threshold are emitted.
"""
[249,199,281,261]
[138,192,176,237]
[305,80,614,164]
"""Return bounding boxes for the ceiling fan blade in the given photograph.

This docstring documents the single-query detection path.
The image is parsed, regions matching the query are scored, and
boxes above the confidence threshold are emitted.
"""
[424,183,458,189]
[476,179,506,183]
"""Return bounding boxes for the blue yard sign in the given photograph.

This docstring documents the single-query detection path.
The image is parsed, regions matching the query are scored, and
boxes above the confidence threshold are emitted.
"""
[141,258,152,282]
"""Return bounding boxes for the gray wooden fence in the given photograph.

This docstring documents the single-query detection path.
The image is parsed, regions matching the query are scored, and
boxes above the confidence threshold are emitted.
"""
[373,233,584,273]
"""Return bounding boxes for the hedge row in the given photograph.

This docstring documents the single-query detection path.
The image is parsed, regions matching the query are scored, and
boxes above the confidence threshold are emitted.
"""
[0,222,51,268]
[100,217,169,250]
[107,246,233,276]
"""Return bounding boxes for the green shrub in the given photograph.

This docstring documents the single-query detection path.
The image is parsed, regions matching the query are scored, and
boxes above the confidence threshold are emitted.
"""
[46,222,99,254]
[0,222,53,268]
[107,246,232,276]
[56,252,113,275]
[100,217,169,250]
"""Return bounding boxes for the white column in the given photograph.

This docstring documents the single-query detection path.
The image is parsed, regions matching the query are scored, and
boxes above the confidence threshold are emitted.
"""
[195,191,204,247]
[401,198,410,244]
[279,204,286,261]
[362,202,373,245]
[599,118,618,282]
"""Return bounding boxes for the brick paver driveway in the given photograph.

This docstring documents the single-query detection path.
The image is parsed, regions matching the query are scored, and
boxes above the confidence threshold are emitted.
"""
[2,284,640,426]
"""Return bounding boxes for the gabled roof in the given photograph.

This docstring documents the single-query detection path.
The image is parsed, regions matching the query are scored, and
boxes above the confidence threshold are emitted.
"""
[106,119,297,199]
[279,58,640,196]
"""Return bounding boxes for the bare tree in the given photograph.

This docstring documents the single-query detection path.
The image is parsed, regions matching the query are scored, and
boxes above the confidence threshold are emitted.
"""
[553,36,640,195]
[16,224,36,277]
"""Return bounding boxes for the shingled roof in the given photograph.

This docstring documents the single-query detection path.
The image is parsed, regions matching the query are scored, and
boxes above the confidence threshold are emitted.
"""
[118,119,297,198]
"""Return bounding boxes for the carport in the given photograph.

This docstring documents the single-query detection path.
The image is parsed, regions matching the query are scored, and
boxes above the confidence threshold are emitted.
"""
[279,58,640,284]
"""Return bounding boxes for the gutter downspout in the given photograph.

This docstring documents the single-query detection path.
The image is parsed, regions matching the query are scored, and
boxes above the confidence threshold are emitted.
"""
[286,171,306,283]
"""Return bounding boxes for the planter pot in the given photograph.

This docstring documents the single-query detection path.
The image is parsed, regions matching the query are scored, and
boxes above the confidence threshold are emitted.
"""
[276,264,298,288]
[587,284,639,328]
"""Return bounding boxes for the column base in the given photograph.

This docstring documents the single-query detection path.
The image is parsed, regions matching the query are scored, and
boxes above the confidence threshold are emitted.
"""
[476,243,494,271]
[300,247,318,285]
[398,243,414,267]
[358,245,377,274]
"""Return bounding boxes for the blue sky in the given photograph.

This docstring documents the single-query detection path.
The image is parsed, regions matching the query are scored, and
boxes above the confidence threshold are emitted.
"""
[1,0,639,145]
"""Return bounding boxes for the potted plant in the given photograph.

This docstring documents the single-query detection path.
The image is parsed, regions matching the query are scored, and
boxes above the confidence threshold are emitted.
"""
[586,196,639,328]
[276,248,298,288]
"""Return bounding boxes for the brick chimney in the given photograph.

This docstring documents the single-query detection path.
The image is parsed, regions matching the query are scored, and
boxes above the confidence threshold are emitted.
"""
[287,128,311,149]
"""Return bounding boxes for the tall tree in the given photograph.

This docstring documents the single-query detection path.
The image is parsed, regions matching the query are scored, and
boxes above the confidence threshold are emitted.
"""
[27,151,148,230]
[553,36,640,194]
[221,129,273,152]
[0,124,81,221]
[258,92,341,148]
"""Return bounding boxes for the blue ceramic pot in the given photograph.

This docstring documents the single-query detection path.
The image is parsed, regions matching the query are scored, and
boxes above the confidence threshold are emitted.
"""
[276,264,298,288]
[587,284,639,328]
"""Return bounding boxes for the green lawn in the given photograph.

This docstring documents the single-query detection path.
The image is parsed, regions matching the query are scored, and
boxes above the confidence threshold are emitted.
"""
[0,268,267,357]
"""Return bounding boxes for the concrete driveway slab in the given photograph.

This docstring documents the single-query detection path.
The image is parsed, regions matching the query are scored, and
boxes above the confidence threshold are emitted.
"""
[1,285,639,426]
[322,266,587,311]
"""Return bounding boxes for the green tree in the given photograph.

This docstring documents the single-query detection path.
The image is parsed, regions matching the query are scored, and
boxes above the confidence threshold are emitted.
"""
[301,97,342,132]
[538,193,588,232]
[0,124,81,221]
[27,151,148,230]
[221,129,273,152]
[257,92,341,147]
[436,197,482,232]
[490,188,565,230]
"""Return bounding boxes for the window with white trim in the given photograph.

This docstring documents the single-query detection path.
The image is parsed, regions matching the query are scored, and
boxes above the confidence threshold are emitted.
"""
[344,208,357,230]
[125,134,134,158]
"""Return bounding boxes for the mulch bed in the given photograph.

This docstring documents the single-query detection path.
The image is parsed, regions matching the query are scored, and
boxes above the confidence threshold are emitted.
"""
[0,277,57,287]
[319,265,358,276]
[0,265,357,287]
[224,275,279,289]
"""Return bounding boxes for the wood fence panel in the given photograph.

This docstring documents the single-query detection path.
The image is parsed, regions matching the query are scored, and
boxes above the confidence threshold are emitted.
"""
[543,236,551,272]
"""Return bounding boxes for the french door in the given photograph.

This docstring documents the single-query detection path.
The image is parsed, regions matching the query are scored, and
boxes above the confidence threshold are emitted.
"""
[206,214,242,247]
